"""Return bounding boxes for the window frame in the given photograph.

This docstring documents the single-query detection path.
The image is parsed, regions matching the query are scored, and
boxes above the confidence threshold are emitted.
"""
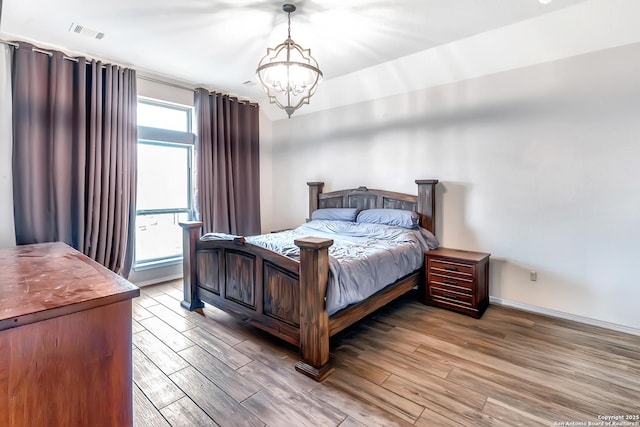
[137,97,193,133]
[133,99,196,270]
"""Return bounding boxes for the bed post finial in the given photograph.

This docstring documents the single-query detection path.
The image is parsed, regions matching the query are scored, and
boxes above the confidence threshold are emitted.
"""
[415,179,439,235]
[179,221,205,311]
[307,182,324,220]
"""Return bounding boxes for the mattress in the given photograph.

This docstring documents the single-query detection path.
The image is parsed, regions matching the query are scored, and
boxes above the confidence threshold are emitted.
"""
[243,219,438,315]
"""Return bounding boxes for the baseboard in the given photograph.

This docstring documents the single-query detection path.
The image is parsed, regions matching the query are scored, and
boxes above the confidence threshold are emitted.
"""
[489,296,640,337]
[132,273,183,288]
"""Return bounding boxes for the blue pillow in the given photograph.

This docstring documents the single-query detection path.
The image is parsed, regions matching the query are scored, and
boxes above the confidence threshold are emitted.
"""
[311,208,359,222]
[356,209,419,229]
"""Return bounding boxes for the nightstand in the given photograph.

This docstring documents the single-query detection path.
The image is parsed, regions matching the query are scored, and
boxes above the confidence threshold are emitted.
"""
[424,248,490,318]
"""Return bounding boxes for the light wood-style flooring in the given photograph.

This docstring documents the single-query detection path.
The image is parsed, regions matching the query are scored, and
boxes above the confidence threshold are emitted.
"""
[133,280,640,426]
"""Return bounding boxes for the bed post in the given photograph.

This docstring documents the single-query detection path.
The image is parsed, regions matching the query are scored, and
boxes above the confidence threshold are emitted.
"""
[179,221,205,311]
[307,182,324,220]
[415,179,439,235]
[294,236,335,381]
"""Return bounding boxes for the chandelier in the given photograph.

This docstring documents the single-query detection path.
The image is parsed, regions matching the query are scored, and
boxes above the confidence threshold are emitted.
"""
[256,4,323,118]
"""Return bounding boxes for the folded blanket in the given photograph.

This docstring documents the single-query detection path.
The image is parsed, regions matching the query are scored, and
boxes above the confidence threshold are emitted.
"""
[201,233,245,243]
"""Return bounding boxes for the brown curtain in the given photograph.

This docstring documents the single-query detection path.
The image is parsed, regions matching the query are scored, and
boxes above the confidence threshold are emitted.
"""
[12,43,137,277]
[194,89,260,235]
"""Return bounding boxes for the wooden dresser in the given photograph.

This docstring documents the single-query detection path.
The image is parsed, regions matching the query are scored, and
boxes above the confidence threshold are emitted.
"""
[424,248,490,319]
[0,242,140,427]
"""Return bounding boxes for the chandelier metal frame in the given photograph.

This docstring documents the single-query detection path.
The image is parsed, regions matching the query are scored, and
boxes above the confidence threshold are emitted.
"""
[256,4,323,118]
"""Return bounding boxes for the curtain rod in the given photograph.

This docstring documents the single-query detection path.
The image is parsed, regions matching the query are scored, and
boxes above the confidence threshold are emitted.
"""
[2,39,258,108]
[138,75,195,92]
[138,75,259,108]
[0,39,112,66]
[2,39,79,63]
[0,40,19,48]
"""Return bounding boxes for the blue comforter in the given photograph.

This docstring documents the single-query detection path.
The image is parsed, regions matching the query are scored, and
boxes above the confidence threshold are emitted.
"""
[244,220,438,315]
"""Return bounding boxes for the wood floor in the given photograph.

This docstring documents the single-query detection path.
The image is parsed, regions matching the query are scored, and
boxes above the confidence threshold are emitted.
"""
[132,280,640,427]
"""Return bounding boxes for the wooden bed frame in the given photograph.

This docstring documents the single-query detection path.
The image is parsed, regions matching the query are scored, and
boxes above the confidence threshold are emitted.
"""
[179,179,438,381]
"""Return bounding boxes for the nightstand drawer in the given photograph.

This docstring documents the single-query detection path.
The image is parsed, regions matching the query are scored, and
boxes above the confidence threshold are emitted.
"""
[428,280,472,297]
[429,259,474,278]
[428,272,474,290]
[430,286,473,306]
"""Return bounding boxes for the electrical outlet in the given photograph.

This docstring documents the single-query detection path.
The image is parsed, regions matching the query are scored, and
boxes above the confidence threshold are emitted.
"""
[530,271,537,281]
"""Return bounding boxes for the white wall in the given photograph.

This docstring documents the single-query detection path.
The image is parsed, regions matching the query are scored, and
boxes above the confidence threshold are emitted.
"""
[271,42,640,330]
[0,44,15,249]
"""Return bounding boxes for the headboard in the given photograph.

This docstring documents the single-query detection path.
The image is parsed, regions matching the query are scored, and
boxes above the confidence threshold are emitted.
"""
[307,180,439,235]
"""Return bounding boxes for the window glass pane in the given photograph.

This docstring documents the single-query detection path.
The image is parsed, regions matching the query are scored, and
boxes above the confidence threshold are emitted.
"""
[134,98,194,267]
[135,212,189,263]
[138,102,189,132]
[137,143,189,210]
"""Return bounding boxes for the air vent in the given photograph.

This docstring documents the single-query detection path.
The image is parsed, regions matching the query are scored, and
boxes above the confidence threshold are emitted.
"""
[68,22,105,40]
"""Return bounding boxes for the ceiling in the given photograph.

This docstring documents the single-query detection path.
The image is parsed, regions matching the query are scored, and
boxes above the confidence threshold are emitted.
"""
[0,0,632,119]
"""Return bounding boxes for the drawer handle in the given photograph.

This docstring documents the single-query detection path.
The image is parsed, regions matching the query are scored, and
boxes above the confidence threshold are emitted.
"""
[444,266,458,271]
[444,280,457,286]
[445,294,458,300]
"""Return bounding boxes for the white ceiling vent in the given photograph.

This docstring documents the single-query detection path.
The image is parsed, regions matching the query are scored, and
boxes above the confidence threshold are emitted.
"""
[68,23,105,40]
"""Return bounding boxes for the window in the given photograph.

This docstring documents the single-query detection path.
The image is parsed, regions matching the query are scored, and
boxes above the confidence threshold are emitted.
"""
[135,99,194,268]
[138,100,191,132]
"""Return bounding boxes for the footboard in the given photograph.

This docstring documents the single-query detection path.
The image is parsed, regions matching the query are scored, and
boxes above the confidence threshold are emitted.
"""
[179,222,334,380]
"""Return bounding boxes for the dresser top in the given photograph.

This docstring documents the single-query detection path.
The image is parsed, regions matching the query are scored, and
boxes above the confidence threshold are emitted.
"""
[0,242,139,330]
[426,247,490,263]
